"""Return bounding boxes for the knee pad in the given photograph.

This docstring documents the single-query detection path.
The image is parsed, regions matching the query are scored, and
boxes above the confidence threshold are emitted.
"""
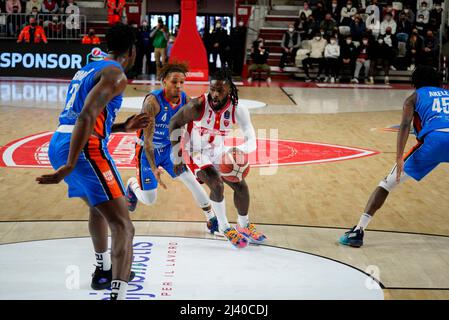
[378,164,410,192]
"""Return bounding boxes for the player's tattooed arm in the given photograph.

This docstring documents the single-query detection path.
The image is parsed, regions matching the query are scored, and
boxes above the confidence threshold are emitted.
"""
[37,66,127,184]
[142,94,160,172]
[396,92,416,181]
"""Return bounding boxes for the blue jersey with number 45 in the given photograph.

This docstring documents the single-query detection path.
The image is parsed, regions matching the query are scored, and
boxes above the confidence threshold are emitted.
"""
[415,87,449,140]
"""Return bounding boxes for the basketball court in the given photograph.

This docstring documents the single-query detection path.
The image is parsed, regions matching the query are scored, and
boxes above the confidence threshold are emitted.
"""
[1,78,449,300]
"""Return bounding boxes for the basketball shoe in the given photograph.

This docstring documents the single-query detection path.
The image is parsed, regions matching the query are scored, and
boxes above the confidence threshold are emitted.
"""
[126,178,138,212]
[223,227,248,248]
[339,226,364,248]
[91,267,136,290]
[206,216,224,236]
[236,223,267,244]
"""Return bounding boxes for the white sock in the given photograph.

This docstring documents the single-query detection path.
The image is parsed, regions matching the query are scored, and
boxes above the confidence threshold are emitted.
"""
[355,213,372,231]
[210,199,230,231]
[95,251,111,271]
[238,215,249,228]
[110,280,128,300]
[202,205,215,220]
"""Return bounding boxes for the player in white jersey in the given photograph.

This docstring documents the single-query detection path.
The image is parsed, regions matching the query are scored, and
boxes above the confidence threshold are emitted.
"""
[169,68,267,248]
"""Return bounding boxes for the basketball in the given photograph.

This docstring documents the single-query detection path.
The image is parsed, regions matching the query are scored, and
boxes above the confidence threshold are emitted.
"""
[219,148,250,183]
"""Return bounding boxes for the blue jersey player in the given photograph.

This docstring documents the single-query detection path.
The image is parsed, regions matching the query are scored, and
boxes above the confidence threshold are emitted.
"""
[36,24,150,299]
[125,63,220,235]
[340,66,449,247]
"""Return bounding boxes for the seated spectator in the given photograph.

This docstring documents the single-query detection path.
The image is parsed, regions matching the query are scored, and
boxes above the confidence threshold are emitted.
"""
[302,31,327,82]
[46,14,63,37]
[382,3,397,20]
[402,5,416,24]
[368,35,392,84]
[365,0,380,22]
[429,3,443,32]
[81,28,101,44]
[312,1,327,25]
[17,17,48,43]
[352,35,372,83]
[6,5,24,37]
[324,34,340,83]
[340,35,357,81]
[26,0,41,14]
[380,13,396,35]
[42,0,58,14]
[329,0,340,23]
[396,12,412,43]
[320,13,336,39]
[406,30,423,70]
[417,1,430,24]
[340,0,357,26]
[27,6,39,24]
[350,14,366,42]
[299,1,312,18]
[422,30,438,67]
[305,15,318,39]
[295,12,308,40]
[417,0,433,9]
[280,24,301,69]
[415,14,428,37]
[6,0,21,13]
[248,38,271,84]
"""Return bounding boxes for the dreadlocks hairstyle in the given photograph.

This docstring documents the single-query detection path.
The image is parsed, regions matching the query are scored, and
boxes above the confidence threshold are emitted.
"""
[159,62,189,81]
[106,23,136,56]
[411,65,443,89]
[211,68,239,106]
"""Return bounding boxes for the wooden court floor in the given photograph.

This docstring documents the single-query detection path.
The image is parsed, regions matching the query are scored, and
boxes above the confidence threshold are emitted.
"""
[1,82,449,299]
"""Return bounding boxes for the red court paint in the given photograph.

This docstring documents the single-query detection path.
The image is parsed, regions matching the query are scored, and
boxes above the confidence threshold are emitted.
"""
[0,132,379,169]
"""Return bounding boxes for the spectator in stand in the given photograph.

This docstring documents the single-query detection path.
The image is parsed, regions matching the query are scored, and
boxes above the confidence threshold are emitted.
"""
[368,35,392,84]
[365,0,380,22]
[25,0,41,13]
[302,31,327,82]
[305,14,318,39]
[280,23,301,69]
[42,0,58,14]
[248,38,271,84]
[324,34,340,83]
[351,35,372,83]
[340,35,357,81]
[106,0,125,26]
[27,6,39,23]
[7,0,21,13]
[320,13,336,39]
[422,30,438,67]
[312,1,327,25]
[417,1,430,24]
[406,30,423,70]
[396,12,412,43]
[384,26,398,68]
[7,5,24,36]
[380,12,397,35]
[340,0,357,27]
[17,16,47,43]
[417,0,433,12]
[402,5,415,25]
[429,3,443,32]
[81,28,100,44]
[295,12,308,40]
[151,18,169,78]
[350,14,366,43]
[329,0,340,23]
[382,3,397,20]
[299,1,312,18]
[415,14,428,37]
[47,14,63,37]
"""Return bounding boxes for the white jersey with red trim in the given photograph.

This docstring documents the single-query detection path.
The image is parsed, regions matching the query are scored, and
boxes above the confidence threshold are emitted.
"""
[186,93,237,153]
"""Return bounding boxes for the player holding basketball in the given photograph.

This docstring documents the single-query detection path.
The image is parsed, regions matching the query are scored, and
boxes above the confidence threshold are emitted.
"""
[340,66,449,247]
[36,24,148,300]
[126,63,221,235]
[169,68,267,248]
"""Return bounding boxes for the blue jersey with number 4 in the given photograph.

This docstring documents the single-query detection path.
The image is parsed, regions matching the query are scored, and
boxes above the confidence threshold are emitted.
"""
[415,86,449,140]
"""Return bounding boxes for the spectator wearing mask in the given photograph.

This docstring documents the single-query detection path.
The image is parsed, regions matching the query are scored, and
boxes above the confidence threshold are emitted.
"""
[7,4,24,36]
[248,38,271,84]
[320,13,336,38]
[382,3,397,20]
[429,3,443,32]
[406,30,423,70]
[415,14,428,37]
[312,1,327,25]
[380,12,396,35]
[324,34,340,83]
[422,30,438,67]
[305,15,318,39]
[402,5,415,24]
[133,20,153,76]
[17,17,47,43]
[340,35,357,81]
[231,19,247,76]
[351,35,372,83]
[417,1,430,24]
[6,0,21,13]
[302,31,327,82]
[350,14,366,42]
[42,0,58,14]
[340,0,357,27]
[329,0,340,23]
[106,0,125,25]
[47,14,63,37]
[396,12,412,43]
[280,23,301,69]
[365,0,380,22]
[367,35,392,84]
[151,18,169,77]
[299,1,312,18]
[295,12,308,40]
[25,0,40,14]
[81,28,100,44]
[417,0,433,10]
